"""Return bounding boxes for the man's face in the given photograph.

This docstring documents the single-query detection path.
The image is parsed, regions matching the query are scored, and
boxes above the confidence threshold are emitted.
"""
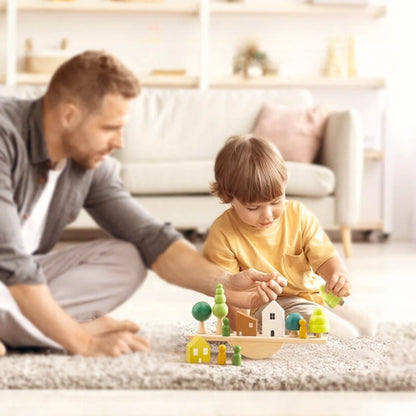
[62,93,131,169]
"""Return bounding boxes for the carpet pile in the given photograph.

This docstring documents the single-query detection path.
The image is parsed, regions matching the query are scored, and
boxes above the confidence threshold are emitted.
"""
[0,322,415,390]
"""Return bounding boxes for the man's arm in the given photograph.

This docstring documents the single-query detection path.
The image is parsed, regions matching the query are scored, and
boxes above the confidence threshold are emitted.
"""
[8,283,150,356]
[152,239,287,310]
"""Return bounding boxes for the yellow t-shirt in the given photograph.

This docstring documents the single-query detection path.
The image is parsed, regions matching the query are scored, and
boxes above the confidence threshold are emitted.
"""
[203,200,338,304]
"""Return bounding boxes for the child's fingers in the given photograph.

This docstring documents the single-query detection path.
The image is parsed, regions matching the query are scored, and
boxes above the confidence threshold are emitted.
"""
[332,273,348,296]
[267,279,284,296]
[260,281,279,301]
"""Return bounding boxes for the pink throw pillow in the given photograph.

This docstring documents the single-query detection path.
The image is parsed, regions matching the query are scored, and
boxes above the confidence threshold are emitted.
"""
[252,102,328,163]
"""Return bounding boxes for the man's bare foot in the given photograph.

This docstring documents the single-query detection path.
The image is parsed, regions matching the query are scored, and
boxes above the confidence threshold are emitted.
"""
[0,341,6,357]
[80,316,140,336]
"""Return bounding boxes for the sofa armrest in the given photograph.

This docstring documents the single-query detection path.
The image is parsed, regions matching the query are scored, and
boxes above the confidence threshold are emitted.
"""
[320,109,363,226]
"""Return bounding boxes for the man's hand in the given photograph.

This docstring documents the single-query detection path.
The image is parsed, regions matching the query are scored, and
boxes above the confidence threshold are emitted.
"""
[324,271,351,298]
[9,284,151,357]
[87,331,150,357]
[223,269,287,310]
[81,315,150,356]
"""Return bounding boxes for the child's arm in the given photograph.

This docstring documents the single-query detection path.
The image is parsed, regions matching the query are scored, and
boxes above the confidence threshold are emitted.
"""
[316,256,351,298]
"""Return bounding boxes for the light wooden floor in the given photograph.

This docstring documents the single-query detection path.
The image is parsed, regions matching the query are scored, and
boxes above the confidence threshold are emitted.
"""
[1,242,416,415]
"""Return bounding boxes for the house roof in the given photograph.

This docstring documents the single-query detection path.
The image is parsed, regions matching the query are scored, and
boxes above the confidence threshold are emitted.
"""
[187,335,210,349]
[262,300,284,314]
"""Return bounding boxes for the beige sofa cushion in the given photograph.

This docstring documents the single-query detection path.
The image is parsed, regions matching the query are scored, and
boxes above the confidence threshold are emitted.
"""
[286,161,335,197]
[121,160,334,198]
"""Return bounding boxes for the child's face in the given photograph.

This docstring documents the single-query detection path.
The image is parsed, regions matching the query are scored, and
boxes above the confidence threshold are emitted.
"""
[231,196,286,229]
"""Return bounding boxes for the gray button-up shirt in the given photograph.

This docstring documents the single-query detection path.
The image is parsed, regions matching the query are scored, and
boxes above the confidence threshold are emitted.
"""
[0,96,181,286]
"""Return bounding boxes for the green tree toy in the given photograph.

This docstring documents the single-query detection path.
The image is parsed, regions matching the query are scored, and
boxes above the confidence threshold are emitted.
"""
[285,312,304,337]
[309,308,330,338]
[212,283,229,334]
[192,301,212,334]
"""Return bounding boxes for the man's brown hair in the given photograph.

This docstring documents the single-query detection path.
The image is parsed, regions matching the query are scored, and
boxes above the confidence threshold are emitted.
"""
[45,50,140,110]
[211,135,288,204]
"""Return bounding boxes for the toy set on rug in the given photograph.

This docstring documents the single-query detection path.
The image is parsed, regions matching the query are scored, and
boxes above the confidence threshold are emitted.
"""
[186,283,341,364]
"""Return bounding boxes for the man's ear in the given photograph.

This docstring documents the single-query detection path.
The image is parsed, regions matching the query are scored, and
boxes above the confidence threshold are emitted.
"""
[59,102,82,130]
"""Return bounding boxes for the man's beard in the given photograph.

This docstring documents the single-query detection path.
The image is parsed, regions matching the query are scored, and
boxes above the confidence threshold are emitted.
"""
[61,131,98,170]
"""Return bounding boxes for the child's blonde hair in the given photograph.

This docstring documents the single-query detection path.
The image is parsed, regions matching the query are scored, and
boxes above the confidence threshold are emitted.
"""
[210,134,288,204]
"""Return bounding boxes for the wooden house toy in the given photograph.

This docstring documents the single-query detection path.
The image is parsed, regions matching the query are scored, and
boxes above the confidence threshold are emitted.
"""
[236,311,257,336]
[186,336,211,364]
[253,300,285,337]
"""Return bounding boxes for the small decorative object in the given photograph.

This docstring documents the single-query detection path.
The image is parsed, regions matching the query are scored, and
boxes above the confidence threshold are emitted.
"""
[348,36,357,77]
[25,38,70,74]
[150,69,187,76]
[323,38,342,77]
[233,42,278,79]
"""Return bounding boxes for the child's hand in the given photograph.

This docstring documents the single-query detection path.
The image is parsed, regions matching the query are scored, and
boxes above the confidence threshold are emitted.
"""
[325,272,351,298]
[224,269,287,310]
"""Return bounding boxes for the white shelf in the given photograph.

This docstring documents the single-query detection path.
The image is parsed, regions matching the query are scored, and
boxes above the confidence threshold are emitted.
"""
[211,75,385,89]
[13,73,385,89]
[14,72,199,88]
[16,0,199,14]
[210,2,387,18]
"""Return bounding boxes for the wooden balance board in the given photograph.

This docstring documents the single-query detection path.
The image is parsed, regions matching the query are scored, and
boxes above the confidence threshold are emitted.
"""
[189,333,326,359]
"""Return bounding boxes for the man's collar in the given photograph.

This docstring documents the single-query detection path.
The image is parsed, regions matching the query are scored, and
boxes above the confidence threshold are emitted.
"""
[27,97,51,165]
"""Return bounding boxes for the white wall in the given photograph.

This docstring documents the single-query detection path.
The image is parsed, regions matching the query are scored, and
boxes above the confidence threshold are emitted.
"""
[1,0,415,240]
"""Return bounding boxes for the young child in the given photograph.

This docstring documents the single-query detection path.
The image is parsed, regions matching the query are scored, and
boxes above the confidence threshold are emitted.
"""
[203,135,377,339]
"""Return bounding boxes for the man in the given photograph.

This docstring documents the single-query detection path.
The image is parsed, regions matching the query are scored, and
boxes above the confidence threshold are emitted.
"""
[0,51,286,357]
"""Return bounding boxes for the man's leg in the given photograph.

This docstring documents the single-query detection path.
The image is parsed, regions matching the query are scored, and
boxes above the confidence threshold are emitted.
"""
[39,239,147,322]
[0,239,147,349]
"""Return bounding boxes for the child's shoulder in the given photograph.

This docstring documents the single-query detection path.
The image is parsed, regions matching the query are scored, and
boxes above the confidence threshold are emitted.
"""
[210,207,234,228]
[285,199,305,214]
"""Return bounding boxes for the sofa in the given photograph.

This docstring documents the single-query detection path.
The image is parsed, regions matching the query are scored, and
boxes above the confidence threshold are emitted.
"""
[0,87,362,257]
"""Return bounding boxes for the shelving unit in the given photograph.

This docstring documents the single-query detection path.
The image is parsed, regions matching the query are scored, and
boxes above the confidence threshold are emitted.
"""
[0,0,389,237]
[0,0,387,90]
[16,0,199,14]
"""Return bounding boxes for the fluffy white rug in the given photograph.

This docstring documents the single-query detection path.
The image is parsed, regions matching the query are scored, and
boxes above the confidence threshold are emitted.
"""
[0,322,415,390]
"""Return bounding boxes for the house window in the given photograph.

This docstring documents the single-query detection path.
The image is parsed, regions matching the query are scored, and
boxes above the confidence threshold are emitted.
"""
[193,348,198,356]
[249,323,253,328]
[203,348,208,356]
[270,313,275,320]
